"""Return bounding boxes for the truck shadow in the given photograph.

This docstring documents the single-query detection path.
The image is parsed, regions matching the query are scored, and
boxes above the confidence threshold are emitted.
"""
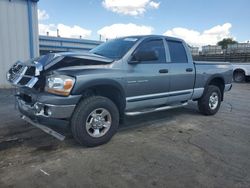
[120,104,200,132]
[0,103,200,152]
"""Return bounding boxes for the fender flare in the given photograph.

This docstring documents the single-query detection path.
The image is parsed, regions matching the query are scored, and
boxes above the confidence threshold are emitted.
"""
[203,74,225,100]
[204,74,225,89]
[72,78,126,109]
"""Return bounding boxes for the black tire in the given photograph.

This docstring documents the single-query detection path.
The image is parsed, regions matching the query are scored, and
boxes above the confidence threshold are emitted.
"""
[233,70,245,83]
[198,85,222,115]
[71,96,119,147]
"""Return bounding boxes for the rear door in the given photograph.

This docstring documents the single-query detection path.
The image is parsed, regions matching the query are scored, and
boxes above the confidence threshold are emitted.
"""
[125,38,171,111]
[165,39,195,104]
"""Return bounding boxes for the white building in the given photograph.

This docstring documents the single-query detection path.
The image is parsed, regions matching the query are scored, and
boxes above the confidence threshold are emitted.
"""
[189,46,199,56]
[202,45,223,55]
[0,0,39,88]
[227,43,250,53]
[39,35,102,55]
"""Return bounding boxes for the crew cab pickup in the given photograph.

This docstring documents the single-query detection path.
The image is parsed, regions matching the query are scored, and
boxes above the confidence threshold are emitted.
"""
[7,35,233,146]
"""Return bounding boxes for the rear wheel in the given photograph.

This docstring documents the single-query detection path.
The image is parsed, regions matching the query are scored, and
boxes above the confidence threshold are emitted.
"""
[233,70,245,82]
[71,96,119,147]
[198,85,221,115]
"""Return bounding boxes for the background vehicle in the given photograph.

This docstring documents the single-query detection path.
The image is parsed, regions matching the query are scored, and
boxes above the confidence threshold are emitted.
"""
[7,35,233,147]
[232,63,250,82]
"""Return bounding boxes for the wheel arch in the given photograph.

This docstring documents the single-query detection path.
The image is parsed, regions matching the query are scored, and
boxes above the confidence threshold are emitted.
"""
[73,79,126,119]
[204,75,225,101]
[233,68,246,75]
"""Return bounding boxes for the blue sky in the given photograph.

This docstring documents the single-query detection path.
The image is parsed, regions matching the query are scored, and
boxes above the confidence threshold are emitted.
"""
[38,0,250,46]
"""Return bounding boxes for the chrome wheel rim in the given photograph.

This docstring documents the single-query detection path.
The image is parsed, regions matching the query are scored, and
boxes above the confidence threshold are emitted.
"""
[85,108,112,138]
[209,92,219,110]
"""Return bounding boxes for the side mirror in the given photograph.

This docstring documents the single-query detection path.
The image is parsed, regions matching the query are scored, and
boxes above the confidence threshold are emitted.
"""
[129,50,158,63]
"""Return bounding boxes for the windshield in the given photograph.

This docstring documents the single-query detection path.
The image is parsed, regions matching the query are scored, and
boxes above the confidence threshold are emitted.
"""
[90,37,139,59]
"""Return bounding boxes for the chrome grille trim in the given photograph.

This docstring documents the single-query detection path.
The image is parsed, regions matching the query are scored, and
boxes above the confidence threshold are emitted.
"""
[13,66,28,85]
[7,61,41,88]
[26,77,39,88]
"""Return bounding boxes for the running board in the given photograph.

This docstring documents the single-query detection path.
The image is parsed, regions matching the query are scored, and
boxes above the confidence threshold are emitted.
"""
[125,102,188,116]
[21,115,65,141]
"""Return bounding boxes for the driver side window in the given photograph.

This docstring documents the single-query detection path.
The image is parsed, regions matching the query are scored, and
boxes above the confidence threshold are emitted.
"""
[134,39,166,63]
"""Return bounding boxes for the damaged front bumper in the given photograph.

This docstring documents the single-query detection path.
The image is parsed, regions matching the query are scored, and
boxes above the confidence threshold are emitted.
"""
[17,97,76,119]
[16,89,82,140]
[7,58,82,140]
[21,115,66,141]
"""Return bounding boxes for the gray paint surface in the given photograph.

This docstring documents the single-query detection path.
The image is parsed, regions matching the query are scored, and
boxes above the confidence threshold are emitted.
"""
[57,36,232,111]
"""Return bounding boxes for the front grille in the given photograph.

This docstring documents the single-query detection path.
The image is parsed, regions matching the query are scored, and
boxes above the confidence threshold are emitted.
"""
[25,66,36,76]
[19,77,32,85]
[7,61,40,88]
[7,63,26,83]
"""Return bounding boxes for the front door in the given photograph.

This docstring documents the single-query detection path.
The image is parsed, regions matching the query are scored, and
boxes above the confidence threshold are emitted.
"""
[125,38,171,111]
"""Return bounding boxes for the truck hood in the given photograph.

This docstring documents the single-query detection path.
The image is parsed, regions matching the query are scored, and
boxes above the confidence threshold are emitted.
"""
[6,52,114,88]
[35,52,114,71]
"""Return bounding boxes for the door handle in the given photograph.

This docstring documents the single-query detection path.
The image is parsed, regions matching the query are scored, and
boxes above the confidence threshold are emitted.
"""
[186,68,193,72]
[159,69,168,73]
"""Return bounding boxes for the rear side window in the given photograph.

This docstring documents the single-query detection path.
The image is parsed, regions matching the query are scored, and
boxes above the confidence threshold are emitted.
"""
[135,39,166,63]
[167,40,188,63]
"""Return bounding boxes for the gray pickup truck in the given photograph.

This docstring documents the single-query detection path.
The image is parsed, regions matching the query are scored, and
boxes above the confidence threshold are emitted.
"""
[7,35,233,146]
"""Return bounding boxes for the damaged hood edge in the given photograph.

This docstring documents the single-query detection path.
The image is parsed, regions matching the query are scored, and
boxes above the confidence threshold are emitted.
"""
[43,52,114,71]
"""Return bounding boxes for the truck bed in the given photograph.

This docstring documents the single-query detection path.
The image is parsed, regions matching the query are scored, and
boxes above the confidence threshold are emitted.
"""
[194,61,233,89]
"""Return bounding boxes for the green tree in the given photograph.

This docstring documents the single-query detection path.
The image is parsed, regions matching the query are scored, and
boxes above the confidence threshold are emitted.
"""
[217,38,238,49]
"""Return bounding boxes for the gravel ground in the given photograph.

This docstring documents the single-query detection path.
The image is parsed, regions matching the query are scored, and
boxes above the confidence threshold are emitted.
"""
[0,83,249,188]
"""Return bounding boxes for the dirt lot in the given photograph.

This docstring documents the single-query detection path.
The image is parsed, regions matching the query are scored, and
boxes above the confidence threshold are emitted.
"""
[0,83,249,188]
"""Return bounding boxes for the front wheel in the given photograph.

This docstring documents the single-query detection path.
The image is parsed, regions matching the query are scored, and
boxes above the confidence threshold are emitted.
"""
[198,85,222,115]
[71,96,119,147]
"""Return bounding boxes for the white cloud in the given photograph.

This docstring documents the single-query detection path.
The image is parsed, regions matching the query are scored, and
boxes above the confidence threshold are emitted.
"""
[148,1,160,9]
[37,9,91,38]
[164,23,233,47]
[102,0,160,16]
[39,23,92,38]
[97,23,153,40]
[38,9,49,21]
